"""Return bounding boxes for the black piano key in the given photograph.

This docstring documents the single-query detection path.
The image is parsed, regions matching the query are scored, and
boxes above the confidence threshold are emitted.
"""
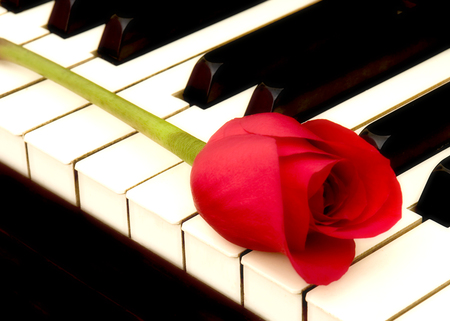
[47,0,118,38]
[182,1,402,109]
[416,156,450,227]
[0,0,50,12]
[359,81,450,176]
[97,0,265,65]
[244,0,450,122]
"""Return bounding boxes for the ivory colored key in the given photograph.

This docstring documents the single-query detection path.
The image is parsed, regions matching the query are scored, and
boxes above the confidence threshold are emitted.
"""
[74,133,181,235]
[0,1,53,44]
[126,163,196,269]
[23,105,135,205]
[182,215,247,304]
[395,284,450,320]
[116,57,199,119]
[306,220,450,321]
[73,0,318,92]
[0,80,88,176]
[241,209,421,321]
[310,49,450,133]
[167,88,255,143]
[23,24,105,67]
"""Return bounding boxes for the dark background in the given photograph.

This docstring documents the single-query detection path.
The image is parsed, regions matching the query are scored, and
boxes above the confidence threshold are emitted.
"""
[0,162,262,320]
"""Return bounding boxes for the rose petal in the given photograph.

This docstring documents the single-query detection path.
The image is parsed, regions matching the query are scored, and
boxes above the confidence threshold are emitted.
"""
[312,140,395,229]
[191,134,286,252]
[304,119,379,152]
[331,174,402,238]
[323,161,367,222]
[286,232,355,285]
[241,113,323,140]
[276,137,329,158]
[208,117,249,143]
[279,154,339,251]
[279,154,339,193]
[280,185,311,252]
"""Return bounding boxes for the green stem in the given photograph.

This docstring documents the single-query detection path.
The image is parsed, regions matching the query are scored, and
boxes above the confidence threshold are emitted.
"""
[0,38,205,166]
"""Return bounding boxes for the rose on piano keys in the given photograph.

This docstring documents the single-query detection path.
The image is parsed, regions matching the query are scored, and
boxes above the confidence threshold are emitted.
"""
[0,38,402,286]
[191,113,402,285]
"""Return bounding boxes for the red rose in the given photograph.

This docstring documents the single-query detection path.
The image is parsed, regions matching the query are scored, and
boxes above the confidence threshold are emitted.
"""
[190,113,402,285]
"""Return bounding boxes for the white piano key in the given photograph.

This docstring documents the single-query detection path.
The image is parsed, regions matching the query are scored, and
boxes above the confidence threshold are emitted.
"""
[117,57,199,119]
[0,126,28,175]
[126,162,196,269]
[23,24,105,67]
[241,209,421,321]
[306,220,450,321]
[72,0,318,92]
[311,49,450,132]
[0,22,103,97]
[0,60,41,96]
[24,105,135,204]
[0,80,89,176]
[182,215,247,304]
[242,251,311,321]
[395,284,450,320]
[0,80,89,136]
[74,133,182,235]
[0,1,53,44]
[167,88,255,142]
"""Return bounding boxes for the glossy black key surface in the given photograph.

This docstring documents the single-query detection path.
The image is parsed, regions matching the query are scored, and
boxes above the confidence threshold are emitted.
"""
[47,0,119,38]
[416,156,450,227]
[183,1,403,109]
[244,0,450,122]
[0,0,50,12]
[97,0,265,65]
[359,81,450,176]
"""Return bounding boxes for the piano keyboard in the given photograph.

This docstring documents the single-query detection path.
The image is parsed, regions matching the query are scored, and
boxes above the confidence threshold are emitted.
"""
[2,1,450,320]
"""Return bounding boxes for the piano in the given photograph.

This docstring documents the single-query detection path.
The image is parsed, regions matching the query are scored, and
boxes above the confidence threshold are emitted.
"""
[1,0,450,320]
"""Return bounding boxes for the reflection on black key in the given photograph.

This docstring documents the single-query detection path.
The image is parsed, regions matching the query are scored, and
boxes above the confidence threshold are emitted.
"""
[245,0,450,122]
[183,1,402,109]
[359,81,450,176]
[47,0,117,38]
[416,156,450,227]
[97,0,265,65]
[0,0,50,12]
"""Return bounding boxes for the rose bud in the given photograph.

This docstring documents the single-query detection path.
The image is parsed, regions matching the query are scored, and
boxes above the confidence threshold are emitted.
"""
[190,113,402,285]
